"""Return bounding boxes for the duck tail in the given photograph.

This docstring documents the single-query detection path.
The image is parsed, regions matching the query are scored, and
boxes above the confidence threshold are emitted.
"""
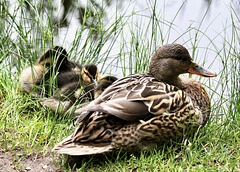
[52,135,113,156]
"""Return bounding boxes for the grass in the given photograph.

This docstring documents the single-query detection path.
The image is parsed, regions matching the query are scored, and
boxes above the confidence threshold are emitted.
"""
[0,0,240,171]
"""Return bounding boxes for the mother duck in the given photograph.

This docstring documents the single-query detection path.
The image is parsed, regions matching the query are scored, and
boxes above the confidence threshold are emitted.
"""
[53,44,216,155]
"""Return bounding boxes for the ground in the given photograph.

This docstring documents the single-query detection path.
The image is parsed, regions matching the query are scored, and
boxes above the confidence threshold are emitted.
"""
[0,150,63,172]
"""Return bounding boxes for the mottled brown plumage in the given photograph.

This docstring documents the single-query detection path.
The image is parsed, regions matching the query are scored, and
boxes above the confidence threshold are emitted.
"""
[52,44,216,155]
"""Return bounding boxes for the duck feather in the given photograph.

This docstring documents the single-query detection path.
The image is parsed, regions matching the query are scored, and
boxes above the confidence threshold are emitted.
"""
[75,74,191,122]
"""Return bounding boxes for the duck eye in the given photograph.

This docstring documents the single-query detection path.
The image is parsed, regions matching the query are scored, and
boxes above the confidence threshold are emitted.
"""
[45,63,51,67]
[194,64,200,68]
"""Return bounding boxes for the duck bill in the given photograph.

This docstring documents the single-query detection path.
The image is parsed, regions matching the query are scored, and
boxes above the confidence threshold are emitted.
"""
[187,63,217,77]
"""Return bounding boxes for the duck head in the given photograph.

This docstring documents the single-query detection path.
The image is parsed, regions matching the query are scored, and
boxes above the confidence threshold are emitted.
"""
[149,44,217,88]
[38,46,69,68]
[81,63,102,83]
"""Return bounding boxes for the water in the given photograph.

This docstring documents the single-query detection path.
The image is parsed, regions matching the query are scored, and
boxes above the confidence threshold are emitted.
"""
[56,0,235,72]
[6,0,237,74]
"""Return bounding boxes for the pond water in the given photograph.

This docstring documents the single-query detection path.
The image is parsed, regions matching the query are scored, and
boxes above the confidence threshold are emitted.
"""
[56,0,237,74]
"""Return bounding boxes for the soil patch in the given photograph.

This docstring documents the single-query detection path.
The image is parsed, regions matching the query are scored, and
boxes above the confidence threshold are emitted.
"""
[0,150,64,172]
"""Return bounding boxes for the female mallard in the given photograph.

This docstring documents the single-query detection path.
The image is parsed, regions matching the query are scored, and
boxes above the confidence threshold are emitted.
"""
[52,44,216,155]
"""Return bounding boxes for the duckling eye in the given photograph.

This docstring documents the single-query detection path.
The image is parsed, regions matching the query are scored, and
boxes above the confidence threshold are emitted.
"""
[45,63,51,67]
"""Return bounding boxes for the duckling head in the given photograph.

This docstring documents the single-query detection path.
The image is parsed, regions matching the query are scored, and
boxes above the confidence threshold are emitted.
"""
[94,76,118,99]
[38,46,69,68]
[81,63,99,83]
[149,44,216,88]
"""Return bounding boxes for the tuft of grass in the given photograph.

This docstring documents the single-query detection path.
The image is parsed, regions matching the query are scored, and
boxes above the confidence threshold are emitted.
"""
[0,0,239,171]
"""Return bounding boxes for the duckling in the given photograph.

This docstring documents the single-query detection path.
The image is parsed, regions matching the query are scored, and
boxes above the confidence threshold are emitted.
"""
[39,63,101,113]
[19,46,80,95]
[43,63,99,94]
[52,44,217,155]
[38,80,95,113]
[94,75,118,99]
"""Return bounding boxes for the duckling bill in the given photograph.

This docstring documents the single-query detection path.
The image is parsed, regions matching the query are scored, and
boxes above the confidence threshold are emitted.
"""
[53,44,216,155]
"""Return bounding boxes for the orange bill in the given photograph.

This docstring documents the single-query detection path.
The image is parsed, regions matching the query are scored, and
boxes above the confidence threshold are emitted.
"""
[187,63,217,77]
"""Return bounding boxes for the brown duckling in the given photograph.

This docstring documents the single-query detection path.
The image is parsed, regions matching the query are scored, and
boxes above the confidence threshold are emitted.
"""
[19,46,80,95]
[52,44,217,155]
[39,63,101,113]
[94,76,118,99]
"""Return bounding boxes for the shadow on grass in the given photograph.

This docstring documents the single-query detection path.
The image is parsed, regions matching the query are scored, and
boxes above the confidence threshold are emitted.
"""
[56,140,183,171]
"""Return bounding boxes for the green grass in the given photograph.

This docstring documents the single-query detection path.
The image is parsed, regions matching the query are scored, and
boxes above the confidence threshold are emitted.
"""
[0,0,240,171]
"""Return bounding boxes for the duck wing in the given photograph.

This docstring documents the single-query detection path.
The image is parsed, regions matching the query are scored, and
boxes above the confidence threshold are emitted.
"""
[75,74,189,123]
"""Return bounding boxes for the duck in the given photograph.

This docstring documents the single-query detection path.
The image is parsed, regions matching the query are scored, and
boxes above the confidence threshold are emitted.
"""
[19,46,81,95]
[39,63,102,113]
[94,75,118,99]
[52,44,217,155]
[43,63,100,95]
[19,46,102,96]
[39,69,116,113]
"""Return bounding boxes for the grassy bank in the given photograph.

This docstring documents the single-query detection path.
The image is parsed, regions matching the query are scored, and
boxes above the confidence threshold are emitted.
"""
[0,0,239,171]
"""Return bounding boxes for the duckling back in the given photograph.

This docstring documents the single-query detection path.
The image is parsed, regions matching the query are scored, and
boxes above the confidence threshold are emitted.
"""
[94,76,118,99]
[19,64,45,93]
